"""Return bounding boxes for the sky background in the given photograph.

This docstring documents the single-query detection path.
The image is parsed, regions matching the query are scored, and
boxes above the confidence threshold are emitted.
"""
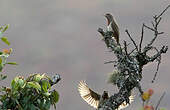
[0,0,170,110]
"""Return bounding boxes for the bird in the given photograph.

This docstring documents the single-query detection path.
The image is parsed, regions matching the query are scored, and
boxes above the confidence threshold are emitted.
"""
[104,13,120,44]
[78,80,134,110]
[49,74,61,86]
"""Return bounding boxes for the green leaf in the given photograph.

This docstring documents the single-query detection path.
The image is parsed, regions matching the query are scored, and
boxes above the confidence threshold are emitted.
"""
[18,79,25,87]
[0,26,3,30]
[27,81,41,91]
[6,62,18,65]
[2,24,9,33]
[1,37,10,45]
[43,92,51,97]
[33,74,45,82]
[0,31,2,38]
[11,77,25,90]
[30,104,37,110]
[51,90,59,103]
[40,80,50,92]
[0,65,3,72]
[0,57,2,64]
[0,51,3,55]
[0,74,7,81]
[0,87,6,92]
[11,77,19,90]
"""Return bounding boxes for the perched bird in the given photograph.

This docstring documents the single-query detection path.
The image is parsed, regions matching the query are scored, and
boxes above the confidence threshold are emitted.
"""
[78,81,134,110]
[105,13,120,44]
[49,74,61,86]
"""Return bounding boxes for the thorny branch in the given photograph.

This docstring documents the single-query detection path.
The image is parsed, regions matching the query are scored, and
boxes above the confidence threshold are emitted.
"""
[97,5,169,110]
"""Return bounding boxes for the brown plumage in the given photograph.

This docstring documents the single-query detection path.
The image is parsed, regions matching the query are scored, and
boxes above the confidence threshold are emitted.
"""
[78,81,134,110]
[78,81,102,109]
[105,13,120,44]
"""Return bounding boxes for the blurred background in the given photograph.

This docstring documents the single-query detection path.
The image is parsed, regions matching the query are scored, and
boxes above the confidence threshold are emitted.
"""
[0,0,170,109]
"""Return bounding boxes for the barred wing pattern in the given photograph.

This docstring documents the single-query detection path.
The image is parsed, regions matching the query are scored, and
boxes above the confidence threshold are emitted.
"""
[78,80,134,110]
[117,95,134,110]
[78,81,101,109]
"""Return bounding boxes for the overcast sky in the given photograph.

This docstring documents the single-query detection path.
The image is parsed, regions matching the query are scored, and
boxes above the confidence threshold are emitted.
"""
[0,0,170,110]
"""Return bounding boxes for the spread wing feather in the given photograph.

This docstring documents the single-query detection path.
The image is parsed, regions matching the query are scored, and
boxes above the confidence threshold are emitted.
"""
[78,81,100,109]
[117,95,134,110]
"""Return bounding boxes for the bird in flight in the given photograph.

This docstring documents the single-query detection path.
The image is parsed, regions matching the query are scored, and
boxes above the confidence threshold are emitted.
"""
[78,80,134,110]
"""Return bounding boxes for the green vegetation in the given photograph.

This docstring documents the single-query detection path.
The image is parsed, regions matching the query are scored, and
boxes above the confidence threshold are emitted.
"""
[0,24,59,110]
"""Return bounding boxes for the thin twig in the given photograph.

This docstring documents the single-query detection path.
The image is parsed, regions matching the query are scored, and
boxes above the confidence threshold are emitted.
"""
[128,48,136,55]
[139,24,144,52]
[151,58,161,83]
[144,22,159,49]
[104,60,117,64]
[143,24,155,32]
[155,92,166,110]
[149,47,161,83]
[157,17,162,25]
[143,5,170,50]
[124,41,128,55]
[158,32,164,35]
[125,29,138,51]
[121,43,131,51]
[156,5,170,19]
[151,21,155,28]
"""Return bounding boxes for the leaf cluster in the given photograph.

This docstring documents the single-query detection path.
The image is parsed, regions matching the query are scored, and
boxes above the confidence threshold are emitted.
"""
[0,24,17,81]
[0,73,59,110]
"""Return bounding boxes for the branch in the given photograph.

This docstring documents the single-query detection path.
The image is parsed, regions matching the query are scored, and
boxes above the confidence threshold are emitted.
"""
[125,29,138,51]
[143,5,169,53]
[156,5,170,19]
[123,41,128,55]
[149,46,168,62]
[96,5,169,110]
[155,92,166,110]
[98,77,138,110]
[139,24,144,52]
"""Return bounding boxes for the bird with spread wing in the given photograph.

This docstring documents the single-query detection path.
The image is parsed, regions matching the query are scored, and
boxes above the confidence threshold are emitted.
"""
[78,81,134,110]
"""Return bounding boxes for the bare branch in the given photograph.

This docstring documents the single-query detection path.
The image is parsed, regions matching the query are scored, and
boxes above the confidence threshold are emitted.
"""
[150,47,161,83]
[104,60,117,64]
[155,92,166,110]
[143,24,156,32]
[125,29,138,51]
[123,41,128,55]
[157,17,162,25]
[151,21,155,27]
[143,5,169,51]
[156,5,170,19]
[96,5,169,110]
[139,24,144,52]
[128,48,136,55]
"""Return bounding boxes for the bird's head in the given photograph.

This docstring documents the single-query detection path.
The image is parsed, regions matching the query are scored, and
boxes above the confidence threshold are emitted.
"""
[104,13,113,25]
[102,91,109,99]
